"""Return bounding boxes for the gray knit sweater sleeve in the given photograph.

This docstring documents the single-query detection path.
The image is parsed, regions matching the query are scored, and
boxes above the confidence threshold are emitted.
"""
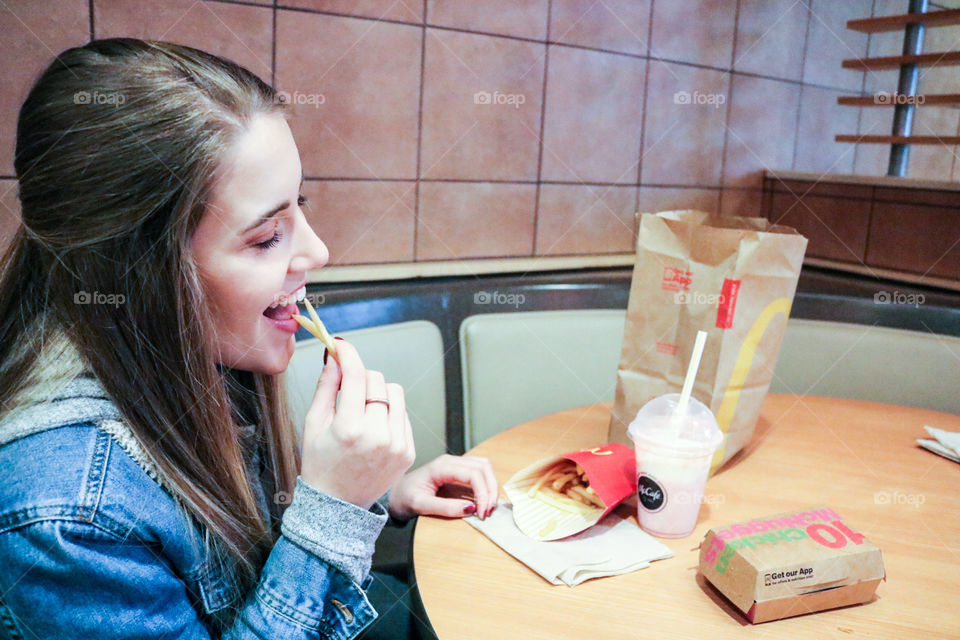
[280,476,387,585]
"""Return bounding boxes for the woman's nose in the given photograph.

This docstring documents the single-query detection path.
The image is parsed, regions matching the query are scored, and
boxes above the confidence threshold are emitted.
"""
[290,210,329,273]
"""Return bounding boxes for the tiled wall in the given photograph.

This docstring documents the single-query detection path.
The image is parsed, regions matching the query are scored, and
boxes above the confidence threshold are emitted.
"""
[1,0,958,268]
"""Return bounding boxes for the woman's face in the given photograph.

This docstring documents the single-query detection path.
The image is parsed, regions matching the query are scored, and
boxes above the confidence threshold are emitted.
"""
[190,112,328,375]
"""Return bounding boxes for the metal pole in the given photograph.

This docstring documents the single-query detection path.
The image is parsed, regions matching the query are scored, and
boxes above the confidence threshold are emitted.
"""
[888,0,929,176]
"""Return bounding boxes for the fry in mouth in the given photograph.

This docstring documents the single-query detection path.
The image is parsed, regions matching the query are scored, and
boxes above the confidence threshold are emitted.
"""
[293,297,338,363]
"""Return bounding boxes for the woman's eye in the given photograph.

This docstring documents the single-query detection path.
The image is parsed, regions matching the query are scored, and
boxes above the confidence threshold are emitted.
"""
[297,194,308,207]
[253,228,283,251]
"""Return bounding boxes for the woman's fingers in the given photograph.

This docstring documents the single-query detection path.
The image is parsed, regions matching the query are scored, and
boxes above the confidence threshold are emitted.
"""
[412,494,476,518]
[307,349,342,426]
[386,383,415,469]
[462,456,499,517]
[332,339,366,420]
[363,369,388,421]
[424,457,496,519]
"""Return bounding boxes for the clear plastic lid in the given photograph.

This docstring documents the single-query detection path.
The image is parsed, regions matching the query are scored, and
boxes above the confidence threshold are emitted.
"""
[626,393,723,457]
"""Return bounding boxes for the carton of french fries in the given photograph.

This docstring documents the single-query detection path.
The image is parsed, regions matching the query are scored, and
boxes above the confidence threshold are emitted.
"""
[504,444,634,541]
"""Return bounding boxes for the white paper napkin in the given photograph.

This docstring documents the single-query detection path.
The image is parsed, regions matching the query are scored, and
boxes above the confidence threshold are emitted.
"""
[918,426,960,464]
[465,501,673,586]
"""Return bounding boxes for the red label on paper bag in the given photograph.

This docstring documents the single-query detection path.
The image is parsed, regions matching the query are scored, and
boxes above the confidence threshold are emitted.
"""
[661,266,692,292]
[715,278,741,329]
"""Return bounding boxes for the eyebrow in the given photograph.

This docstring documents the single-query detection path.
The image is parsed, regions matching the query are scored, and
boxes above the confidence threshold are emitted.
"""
[241,175,305,234]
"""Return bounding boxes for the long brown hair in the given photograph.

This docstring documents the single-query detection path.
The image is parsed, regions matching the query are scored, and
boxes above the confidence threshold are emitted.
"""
[0,38,301,613]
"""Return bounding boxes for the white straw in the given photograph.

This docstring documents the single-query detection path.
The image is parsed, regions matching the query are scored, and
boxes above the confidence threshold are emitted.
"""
[674,330,708,425]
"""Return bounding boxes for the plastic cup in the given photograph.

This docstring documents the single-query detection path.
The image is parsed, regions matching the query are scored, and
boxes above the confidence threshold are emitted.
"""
[626,393,723,538]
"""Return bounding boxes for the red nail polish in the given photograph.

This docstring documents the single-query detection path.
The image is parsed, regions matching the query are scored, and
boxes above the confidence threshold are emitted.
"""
[334,336,343,341]
[323,349,329,365]
[463,503,476,515]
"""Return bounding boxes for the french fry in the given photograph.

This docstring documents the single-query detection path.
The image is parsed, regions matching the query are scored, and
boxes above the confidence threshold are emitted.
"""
[527,462,567,497]
[293,299,338,363]
[303,297,324,335]
[532,487,597,516]
[550,470,577,491]
[527,459,605,513]
[567,485,605,509]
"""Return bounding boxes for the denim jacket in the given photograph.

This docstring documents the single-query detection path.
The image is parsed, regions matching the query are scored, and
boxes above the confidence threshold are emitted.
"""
[0,373,388,639]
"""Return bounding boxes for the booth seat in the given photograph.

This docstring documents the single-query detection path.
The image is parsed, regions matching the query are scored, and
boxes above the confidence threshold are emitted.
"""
[770,319,960,415]
[459,310,626,450]
[459,314,960,451]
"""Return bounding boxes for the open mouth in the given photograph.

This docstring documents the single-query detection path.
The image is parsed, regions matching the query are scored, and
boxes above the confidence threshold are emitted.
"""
[262,285,306,320]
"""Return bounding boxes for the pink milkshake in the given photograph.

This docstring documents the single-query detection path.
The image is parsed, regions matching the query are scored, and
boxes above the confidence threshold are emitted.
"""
[627,393,723,538]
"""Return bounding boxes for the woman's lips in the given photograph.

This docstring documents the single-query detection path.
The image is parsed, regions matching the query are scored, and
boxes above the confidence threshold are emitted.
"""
[263,301,300,334]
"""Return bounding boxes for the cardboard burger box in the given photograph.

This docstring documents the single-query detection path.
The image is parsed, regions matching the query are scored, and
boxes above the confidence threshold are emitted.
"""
[699,506,885,623]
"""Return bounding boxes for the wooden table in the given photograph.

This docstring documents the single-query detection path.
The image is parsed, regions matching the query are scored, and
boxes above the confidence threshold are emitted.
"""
[412,395,960,639]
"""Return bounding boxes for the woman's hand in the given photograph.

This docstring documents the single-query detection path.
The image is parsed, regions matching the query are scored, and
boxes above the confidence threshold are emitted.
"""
[299,339,416,509]
[388,454,499,521]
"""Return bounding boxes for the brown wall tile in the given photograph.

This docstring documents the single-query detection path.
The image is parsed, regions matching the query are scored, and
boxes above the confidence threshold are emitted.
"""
[861,23,901,96]
[650,0,736,68]
[906,107,960,182]
[281,0,423,23]
[793,86,858,175]
[916,21,960,97]
[417,183,536,259]
[722,75,801,189]
[549,0,650,55]
[302,180,415,264]
[0,0,89,174]
[8,1,959,272]
[276,11,421,179]
[0,179,21,255]
[420,29,544,180]
[637,186,721,215]
[853,106,893,175]
[426,0,548,40]
[541,45,645,184]
[95,0,273,80]
[719,188,763,217]
[641,61,729,187]
[733,0,809,82]
[803,0,871,91]
[536,184,635,255]
[867,203,960,279]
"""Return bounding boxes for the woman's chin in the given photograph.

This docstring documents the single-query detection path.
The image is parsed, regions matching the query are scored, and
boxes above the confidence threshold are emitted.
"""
[228,335,296,375]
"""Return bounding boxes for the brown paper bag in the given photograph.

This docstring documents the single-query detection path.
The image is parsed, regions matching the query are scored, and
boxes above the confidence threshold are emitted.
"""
[607,210,807,473]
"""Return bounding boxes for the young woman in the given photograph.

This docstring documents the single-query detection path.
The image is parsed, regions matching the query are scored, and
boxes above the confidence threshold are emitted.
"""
[0,38,497,638]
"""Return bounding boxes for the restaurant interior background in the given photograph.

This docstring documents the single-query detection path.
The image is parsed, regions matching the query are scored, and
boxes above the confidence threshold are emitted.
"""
[2,3,960,636]
[1,0,959,288]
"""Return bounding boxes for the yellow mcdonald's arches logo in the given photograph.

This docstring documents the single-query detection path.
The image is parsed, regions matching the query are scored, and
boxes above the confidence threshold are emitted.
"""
[584,447,614,456]
[711,297,791,473]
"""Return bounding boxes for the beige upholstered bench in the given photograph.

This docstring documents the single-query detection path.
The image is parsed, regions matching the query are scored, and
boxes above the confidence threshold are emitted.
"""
[459,309,627,449]
[459,311,960,449]
[286,319,447,469]
[770,318,960,415]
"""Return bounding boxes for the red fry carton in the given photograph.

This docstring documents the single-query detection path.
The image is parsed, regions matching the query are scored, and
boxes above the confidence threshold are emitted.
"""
[698,506,885,623]
[504,444,635,541]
